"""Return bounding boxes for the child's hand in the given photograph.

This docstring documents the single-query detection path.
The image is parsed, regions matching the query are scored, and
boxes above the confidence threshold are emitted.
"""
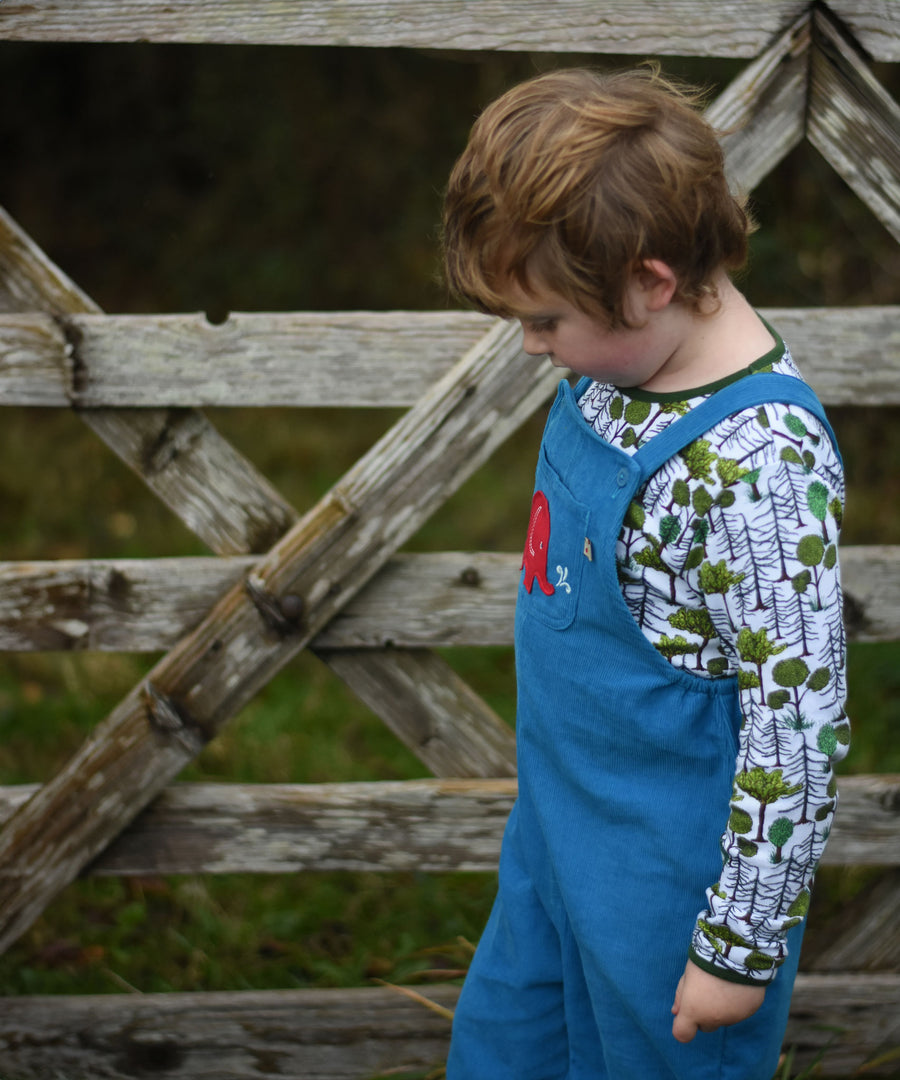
[671,959,765,1043]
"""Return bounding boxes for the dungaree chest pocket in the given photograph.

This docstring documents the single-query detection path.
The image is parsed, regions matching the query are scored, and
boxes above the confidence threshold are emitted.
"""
[518,448,592,632]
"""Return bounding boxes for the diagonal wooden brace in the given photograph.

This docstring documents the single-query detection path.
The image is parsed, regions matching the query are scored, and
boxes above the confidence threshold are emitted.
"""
[706,10,810,193]
[0,200,520,768]
[0,318,558,954]
[808,6,900,245]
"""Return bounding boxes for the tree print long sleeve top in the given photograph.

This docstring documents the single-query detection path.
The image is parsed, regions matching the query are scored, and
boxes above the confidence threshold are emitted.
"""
[578,333,849,985]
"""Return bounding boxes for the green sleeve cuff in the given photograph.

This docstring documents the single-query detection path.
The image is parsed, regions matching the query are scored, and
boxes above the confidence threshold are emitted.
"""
[688,946,777,988]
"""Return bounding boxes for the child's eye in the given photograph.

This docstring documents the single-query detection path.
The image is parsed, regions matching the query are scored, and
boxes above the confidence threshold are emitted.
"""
[527,318,557,334]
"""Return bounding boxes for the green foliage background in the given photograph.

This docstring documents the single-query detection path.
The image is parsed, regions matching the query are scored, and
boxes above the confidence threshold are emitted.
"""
[0,40,898,1022]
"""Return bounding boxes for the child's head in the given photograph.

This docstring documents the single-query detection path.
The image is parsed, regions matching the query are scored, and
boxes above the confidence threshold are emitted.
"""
[443,67,751,328]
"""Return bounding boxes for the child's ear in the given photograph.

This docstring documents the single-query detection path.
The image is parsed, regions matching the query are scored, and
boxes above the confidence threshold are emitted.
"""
[634,259,678,311]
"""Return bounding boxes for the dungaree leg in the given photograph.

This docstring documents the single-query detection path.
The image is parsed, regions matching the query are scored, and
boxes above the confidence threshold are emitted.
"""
[559,920,609,1078]
[446,806,571,1080]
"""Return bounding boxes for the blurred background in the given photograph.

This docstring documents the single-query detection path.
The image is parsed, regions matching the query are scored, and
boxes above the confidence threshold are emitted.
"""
[0,42,898,1003]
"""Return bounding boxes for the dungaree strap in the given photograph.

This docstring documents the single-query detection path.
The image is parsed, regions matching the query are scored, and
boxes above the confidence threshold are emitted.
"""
[629,372,842,483]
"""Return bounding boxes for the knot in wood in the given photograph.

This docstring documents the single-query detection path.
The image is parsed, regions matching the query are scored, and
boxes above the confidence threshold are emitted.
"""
[842,592,870,636]
[122,1031,184,1072]
[459,566,481,587]
[881,784,900,814]
[244,573,305,636]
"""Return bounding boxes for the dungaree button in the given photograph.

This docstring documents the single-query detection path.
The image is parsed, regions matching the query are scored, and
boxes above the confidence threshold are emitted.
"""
[616,468,628,487]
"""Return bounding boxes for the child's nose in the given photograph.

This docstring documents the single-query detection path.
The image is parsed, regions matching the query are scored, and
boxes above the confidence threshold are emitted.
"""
[521,326,548,356]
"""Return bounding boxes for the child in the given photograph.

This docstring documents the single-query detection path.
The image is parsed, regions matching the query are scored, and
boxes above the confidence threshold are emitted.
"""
[442,67,848,1080]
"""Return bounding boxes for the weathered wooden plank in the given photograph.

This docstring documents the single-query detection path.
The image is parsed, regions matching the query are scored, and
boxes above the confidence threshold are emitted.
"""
[0,545,895,653]
[783,973,900,1077]
[0,0,810,57]
[0,204,297,556]
[707,12,809,195]
[320,649,516,777]
[0,974,898,1079]
[0,984,460,1080]
[0,556,252,651]
[59,310,495,408]
[771,307,900,406]
[819,774,900,868]
[808,8,900,246]
[0,553,516,652]
[3,306,899,408]
[840,545,900,645]
[806,868,900,973]
[0,779,516,875]
[0,312,70,405]
[831,0,900,64]
[0,321,559,956]
[313,551,519,649]
[0,774,892,877]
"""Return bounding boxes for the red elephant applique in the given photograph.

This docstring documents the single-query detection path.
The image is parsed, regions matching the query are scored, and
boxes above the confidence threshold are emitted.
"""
[522,490,555,596]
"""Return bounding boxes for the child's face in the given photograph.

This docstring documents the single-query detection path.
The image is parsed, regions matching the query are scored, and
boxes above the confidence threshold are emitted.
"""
[503,274,686,389]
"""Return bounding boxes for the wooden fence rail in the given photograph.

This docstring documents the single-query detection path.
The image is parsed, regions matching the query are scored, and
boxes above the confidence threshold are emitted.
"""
[0,0,898,61]
[0,774,893,878]
[2,977,899,1080]
[1,546,900,652]
[1,307,900,407]
[1,1,899,1077]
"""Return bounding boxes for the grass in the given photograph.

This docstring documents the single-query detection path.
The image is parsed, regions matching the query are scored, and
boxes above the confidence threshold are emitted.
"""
[0,638,515,997]
[0,871,491,998]
[0,387,531,1002]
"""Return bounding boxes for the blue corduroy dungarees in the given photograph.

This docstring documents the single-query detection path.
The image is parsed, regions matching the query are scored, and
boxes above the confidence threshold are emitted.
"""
[447,373,840,1080]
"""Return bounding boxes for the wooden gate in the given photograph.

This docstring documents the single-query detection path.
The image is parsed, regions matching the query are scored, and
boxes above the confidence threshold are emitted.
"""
[0,2,899,1076]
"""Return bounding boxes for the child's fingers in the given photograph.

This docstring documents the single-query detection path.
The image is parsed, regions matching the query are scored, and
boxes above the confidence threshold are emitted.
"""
[671,1010,698,1043]
[671,974,684,1015]
[671,975,699,1042]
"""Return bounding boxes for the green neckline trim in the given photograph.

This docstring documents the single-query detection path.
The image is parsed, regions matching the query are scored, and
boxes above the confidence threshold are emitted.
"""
[617,320,785,404]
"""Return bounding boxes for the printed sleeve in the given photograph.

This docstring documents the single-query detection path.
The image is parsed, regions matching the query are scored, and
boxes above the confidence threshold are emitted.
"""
[684,406,849,985]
